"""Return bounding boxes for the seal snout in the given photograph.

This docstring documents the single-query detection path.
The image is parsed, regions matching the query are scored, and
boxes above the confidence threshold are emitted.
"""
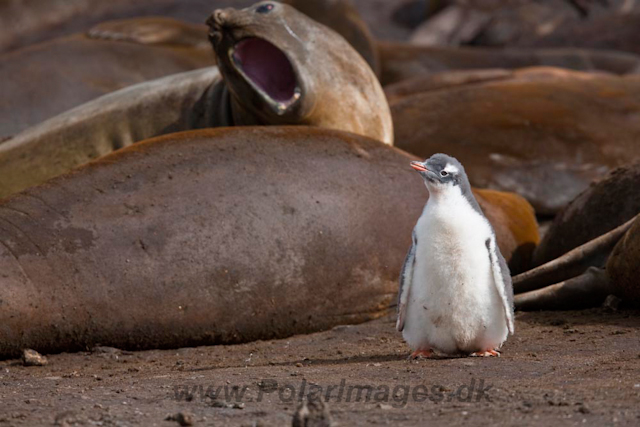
[207,9,230,28]
[206,8,234,42]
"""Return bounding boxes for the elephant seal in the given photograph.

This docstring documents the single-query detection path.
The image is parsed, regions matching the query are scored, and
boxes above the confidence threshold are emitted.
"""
[0,126,533,358]
[0,21,215,139]
[377,42,640,85]
[0,2,391,198]
[390,68,640,215]
[207,2,391,140]
[512,210,640,311]
[534,163,640,266]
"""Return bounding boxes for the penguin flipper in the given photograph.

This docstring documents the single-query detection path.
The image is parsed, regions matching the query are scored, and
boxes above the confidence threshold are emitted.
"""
[486,236,515,335]
[397,230,417,332]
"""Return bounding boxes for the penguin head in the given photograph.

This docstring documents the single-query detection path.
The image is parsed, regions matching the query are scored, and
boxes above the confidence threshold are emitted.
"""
[410,153,469,192]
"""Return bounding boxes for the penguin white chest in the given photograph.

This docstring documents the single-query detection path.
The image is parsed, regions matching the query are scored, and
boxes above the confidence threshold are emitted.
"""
[403,191,508,354]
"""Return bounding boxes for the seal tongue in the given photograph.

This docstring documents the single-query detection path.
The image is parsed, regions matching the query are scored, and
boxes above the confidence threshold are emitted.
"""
[233,38,296,103]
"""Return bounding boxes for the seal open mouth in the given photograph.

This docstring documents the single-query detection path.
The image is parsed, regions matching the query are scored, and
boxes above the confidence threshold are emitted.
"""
[231,37,300,110]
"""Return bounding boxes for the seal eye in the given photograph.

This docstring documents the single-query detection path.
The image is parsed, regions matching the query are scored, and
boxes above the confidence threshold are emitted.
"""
[440,170,448,177]
[256,3,274,13]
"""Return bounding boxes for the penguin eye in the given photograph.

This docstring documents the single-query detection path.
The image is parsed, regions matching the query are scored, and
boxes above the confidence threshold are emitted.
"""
[440,170,448,177]
[256,3,274,13]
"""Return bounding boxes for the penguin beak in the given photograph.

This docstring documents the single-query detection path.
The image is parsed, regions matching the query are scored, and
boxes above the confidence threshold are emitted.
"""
[410,161,429,172]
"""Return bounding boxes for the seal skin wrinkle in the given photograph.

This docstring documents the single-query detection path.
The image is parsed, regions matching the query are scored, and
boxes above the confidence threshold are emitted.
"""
[397,154,515,358]
[0,128,524,359]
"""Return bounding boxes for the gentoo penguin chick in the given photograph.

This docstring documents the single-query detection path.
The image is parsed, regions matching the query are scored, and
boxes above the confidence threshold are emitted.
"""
[396,153,515,358]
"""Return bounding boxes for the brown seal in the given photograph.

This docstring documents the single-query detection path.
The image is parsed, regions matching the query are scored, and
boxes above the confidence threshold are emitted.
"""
[534,163,640,266]
[0,2,392,199]
[511,211,640,311]
[0,126,533,358]
[207,2,391,140]
[377,42,640,85]
[0,19,215,139]
[390,68,640,215]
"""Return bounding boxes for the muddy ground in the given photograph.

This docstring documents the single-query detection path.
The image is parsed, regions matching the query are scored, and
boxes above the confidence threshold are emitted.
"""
[1,308,639,426]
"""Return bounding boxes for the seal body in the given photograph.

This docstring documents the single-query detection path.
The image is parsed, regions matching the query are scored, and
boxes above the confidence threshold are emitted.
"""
[535,163,640,266]
[0,129,523,359]
[390,68,640,215]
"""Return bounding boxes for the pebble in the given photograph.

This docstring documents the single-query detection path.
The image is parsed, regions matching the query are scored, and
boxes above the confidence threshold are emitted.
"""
[165,412,194,426]
[22,349,47,366]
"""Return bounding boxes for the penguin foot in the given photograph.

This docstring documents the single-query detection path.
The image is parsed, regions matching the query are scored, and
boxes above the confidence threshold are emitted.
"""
[409,349,433,360]
[470,349,501,357]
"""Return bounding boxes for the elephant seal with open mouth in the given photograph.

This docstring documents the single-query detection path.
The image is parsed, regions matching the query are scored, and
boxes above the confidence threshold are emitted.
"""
[0,1,391,199]
[207,1,391,141]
